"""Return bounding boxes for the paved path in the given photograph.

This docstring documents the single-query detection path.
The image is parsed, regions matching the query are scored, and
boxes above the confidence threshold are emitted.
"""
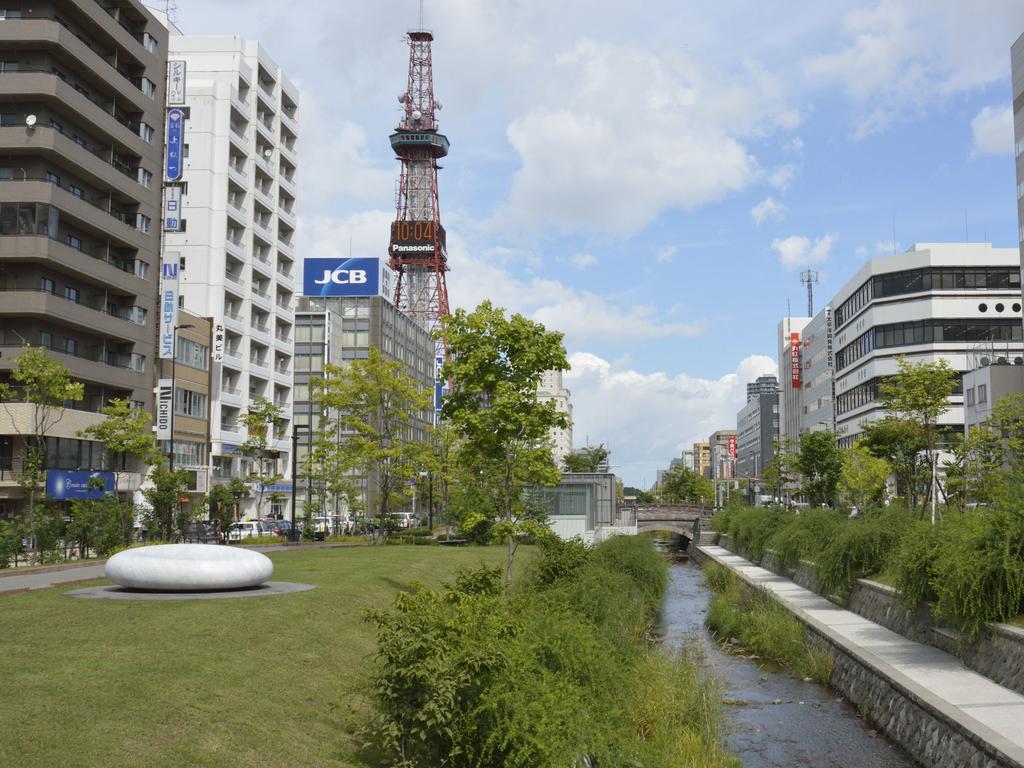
[0,563,107,594]
[701,545,1024,767]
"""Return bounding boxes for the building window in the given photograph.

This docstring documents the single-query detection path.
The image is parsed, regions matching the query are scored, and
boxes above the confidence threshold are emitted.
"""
[39,330,53,348]
[66,235,82,251]
[49,118,63,134]
[176,336,209,370]
[965,387,975,406]
[139,122,154,142]
[0,61,19,72]
[40,277,55,294]
[0,10,24,19]
[72,135,86,148]
[0,167,11,179]
[138,168,152,188]
[143,33,159,54]
[174,388,208,418]
[63,286,79,303]
[64,337,78,356]
[45,171,60,186]
[69,185,82,198]
[978,384,987,404]
[140,77,156,98]
[137,214,151,233]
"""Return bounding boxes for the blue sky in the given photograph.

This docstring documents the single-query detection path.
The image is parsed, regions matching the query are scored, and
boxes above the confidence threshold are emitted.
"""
[172,0,1024,486]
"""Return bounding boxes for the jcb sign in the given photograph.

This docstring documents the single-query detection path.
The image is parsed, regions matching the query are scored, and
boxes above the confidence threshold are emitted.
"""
[303,257,383,297]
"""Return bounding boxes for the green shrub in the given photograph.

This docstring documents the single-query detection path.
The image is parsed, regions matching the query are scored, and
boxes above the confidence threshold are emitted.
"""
[726,506,786,562]
[703,563,833,685]
[814,506,912,595]
[363,536,734,767]
[927,504,1024,639]
[767,507,844,568]
[529,535,591,588]
[890,519,944,606]
[0,518,25,568]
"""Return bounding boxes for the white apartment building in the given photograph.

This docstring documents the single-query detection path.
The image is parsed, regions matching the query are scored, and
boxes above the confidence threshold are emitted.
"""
[829,244,1022,446]
[1013,34,1024,287]
[538,369,573,468]
[799,307,836,436]
[163,35,299,506]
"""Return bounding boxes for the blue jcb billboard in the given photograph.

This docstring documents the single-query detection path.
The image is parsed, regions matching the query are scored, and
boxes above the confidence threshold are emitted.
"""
[303,257,384,297]
[46,470,116,501]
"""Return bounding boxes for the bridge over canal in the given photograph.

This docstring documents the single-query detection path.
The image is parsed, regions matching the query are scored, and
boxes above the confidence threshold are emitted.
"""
[629,505,710,540]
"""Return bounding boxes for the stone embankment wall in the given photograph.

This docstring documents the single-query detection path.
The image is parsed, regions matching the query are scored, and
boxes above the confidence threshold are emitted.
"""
[701,533,1024,698]
[693,537,1024,768]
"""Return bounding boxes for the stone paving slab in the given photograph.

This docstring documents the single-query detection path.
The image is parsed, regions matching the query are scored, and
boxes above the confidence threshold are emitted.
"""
[701,544,1024,765]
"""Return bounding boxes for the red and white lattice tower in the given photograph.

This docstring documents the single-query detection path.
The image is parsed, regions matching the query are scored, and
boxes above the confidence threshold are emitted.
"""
[388,27,450,354]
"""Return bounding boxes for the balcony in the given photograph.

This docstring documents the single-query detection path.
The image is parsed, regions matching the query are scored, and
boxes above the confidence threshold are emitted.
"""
[226,199,247,227]
[275,266,295,289]
[250,356,271,378]
[278,140,297,166]
[0,288,148,342]
[253,183,275,210]
[250,286,272,311]
[253,218,275,244]
[227,161,248,187]
[277,203,296,228]
[273,332,292,350]
[0,234,148,294]
[222,347,244,370]
[274,300,294,324]
[279,107,298,133]
[255,118,275,145]
[228,123,250,155]
[223,311,245,334]
[230,86,252,121]
[277,173,297,196]
[220,385,243,409]
[276,237,294,259]
[250,322,272,345]
[0,344,147,391]
[0,21,153,112]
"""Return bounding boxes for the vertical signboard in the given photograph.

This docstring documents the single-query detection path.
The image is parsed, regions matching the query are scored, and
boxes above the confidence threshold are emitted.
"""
[163,185,182,231]
[167,61,187,105]
[165,108,184,181]
[790,332,801,388]
[211,322,225,362]
[159,253,179,359]
[728,435,737,459]
[156,379,173,440]
[825,306,836,433]
[434,356,444,415]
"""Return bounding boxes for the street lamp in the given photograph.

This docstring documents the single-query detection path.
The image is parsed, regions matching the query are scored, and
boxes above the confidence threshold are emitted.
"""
[168,323,195,472]
[290,424,309,542]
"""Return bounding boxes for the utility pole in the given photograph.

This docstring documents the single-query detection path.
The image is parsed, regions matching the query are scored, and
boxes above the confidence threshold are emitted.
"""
[800,269,819,317]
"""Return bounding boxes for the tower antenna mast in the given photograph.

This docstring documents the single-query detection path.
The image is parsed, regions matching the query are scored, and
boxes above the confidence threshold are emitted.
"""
[800,268,819,317]
[388,9,451,356]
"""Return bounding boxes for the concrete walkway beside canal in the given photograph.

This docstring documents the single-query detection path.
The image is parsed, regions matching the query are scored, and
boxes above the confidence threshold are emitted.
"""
[700,545,1024,768]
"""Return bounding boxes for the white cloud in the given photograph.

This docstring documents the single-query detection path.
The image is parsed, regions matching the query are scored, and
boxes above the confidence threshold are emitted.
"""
[565,351,777,486]
[751,196,785,225]
[571,253,597,270]
[771,233,837,270]
[655,246,677,264]
[804,0,1024,138]
[503,41,798,235]
[855,239,900,260]
[970,105,1014,157]
[767,164,797,191]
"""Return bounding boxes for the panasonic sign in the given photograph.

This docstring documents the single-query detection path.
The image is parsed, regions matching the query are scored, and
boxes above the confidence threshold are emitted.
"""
[303,257,384,297]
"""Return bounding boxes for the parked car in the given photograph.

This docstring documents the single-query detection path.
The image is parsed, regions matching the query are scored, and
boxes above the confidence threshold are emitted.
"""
[270,520,295,537]
[227,521,268,542]
[389,512,418,529]
[183,523,221,544]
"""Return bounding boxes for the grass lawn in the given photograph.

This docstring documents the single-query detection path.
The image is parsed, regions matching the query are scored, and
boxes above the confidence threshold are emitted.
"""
[0,544,527,768]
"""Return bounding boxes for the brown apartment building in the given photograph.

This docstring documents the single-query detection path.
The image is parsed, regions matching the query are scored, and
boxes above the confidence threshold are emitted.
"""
[0,1,168,515]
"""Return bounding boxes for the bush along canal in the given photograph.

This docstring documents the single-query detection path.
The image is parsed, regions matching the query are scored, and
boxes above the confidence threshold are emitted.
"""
[658,560,917,768]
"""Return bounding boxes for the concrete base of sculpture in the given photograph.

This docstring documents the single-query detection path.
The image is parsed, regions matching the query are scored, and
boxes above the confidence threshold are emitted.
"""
[65,581,314,601]
[104,543,273,591]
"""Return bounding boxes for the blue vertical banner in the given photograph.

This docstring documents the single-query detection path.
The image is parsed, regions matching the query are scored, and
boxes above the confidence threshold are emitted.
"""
[165,108,184,181]
[434,356,444,415]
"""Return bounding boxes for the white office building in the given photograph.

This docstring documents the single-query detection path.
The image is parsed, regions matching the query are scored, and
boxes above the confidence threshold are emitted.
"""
[162,34,299,506]
[538,369,573,468]
[829,244,1022,446]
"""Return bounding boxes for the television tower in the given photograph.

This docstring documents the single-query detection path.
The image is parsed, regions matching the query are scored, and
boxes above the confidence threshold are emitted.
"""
[388,22,450,351]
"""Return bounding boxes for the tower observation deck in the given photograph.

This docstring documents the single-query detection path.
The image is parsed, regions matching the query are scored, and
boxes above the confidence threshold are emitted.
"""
[389,29,450,354]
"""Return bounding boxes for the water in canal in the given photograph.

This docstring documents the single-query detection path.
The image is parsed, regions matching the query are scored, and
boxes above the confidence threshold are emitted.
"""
[659,561,917,768]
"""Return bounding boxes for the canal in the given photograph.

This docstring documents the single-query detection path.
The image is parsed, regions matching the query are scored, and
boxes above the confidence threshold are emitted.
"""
[659,561,917,768]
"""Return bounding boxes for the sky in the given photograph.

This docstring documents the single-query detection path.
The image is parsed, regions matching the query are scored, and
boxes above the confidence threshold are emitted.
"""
[168,0,1024,487]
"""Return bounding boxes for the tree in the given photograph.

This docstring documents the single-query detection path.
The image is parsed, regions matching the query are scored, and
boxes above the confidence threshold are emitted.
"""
[67,494,135,558]
[311,347,432,537]
[877,357,956,520]
[635,489,657,503]
[0,346,84,549]
[240,397,284,520]
[562,444,609,473]
[659,464,713,505]
[79,397,160,468]
[140,467,191,540]
[204,477,249,536]
[796,431,842,506]
[839,445,891,510]
[947,393,1024,506]
[762,439,798,502]
[858,417,927,504]
[441,300,569,586]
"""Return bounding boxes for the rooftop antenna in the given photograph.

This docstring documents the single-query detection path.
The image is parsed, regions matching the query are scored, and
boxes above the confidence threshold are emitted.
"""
[418,0,425,29]
[892,209,897,255]
[800,268,819,317]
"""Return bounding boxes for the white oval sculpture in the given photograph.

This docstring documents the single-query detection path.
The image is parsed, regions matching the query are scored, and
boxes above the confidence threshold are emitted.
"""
[105,544,273,591]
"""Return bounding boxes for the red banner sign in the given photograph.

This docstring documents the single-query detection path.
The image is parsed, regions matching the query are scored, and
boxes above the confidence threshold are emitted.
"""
[728,435,737,459]
[790,332,801,388]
